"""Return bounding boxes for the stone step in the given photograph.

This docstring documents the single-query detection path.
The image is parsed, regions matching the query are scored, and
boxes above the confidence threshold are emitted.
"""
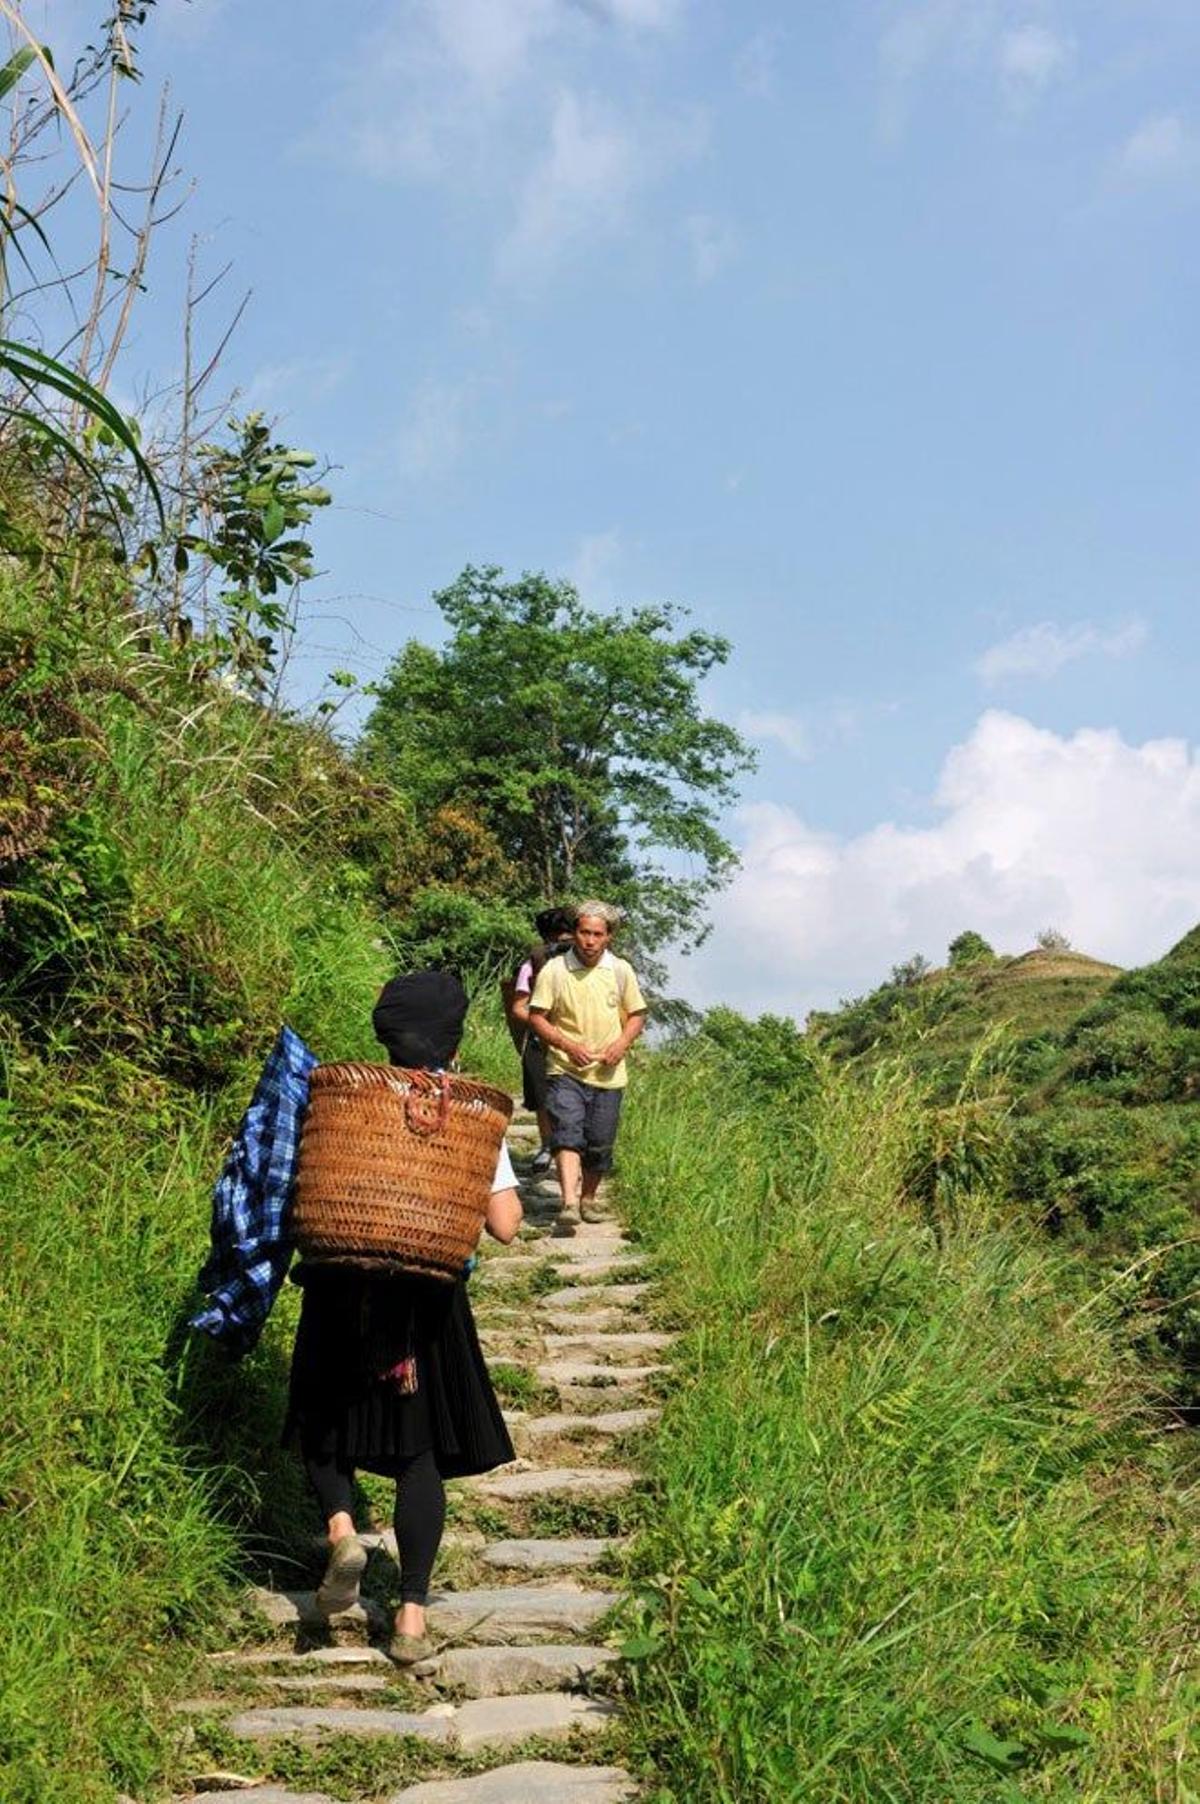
[465,1466,635,1504]
[426,1642,615,1696]
[224,1691,616,1752]
[427,1584,618,1643]
[542,1331,673,1361]
[521,1408,658,1440]
[544,1230,632,1254]
[537,1360,665,1390]
[478,1252,647,1280]
[246,1588,386,1635]
[453,1690,618,1751]
[226,1704,453,1742]
[539,1283,649,1310]
[392,1763,636,1803]
[480,1537,621,1571]
[262,1673,392,1695]
[539,1308,641,1334]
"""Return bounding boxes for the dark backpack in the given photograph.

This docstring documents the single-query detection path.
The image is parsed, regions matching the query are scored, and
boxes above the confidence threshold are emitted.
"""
[499,938,570,1053]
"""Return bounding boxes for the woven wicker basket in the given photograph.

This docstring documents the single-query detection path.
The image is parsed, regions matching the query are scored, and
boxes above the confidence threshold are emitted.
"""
[292,1063,513,1280]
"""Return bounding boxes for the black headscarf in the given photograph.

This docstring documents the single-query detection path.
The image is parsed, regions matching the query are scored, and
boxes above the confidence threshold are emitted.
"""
[372,970,468,1069]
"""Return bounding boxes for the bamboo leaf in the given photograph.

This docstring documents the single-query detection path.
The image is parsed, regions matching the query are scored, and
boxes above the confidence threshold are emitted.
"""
[0,46,37,101]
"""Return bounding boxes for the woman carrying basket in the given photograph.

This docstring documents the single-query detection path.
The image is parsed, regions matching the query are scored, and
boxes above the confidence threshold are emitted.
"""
[283,970,522,1667]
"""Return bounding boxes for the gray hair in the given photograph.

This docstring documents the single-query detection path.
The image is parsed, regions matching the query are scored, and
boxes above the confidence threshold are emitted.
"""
[574,899,622,928]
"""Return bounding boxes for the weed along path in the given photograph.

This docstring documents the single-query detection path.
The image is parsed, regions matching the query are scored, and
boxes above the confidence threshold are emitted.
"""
[173,1107,665,1804]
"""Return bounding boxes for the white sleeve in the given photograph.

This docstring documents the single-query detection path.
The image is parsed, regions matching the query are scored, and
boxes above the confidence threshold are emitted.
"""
[492,1140,517,1191]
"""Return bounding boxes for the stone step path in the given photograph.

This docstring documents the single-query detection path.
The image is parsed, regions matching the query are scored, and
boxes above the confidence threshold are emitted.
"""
[172,1103,668,1804]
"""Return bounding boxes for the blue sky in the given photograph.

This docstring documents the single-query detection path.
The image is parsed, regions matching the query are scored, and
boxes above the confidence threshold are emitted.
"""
[25,0,1200,1015]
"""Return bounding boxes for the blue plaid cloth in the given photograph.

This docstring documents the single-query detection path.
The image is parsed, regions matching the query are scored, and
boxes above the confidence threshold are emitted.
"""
[190,1024,317,1357]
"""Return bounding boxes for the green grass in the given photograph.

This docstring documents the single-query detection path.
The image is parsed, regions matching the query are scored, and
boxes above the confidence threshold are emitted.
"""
[615,1040,1200,1802]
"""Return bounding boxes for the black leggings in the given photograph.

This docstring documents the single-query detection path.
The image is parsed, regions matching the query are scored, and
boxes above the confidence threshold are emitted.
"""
[304,1447,446,1605]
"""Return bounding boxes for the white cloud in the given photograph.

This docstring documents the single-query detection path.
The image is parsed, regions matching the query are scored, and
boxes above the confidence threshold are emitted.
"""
[243,354,350,412]
[974,617,1148,684]
[499,89,704,277]
[739,710,813,762]
[684,212,737,284]
[396,377,475,479]
[878,2,1072,137]
[998,24,1071,105]
[1119,113,1200,180]
[678,712,1200,1019]
[734,28,779,98]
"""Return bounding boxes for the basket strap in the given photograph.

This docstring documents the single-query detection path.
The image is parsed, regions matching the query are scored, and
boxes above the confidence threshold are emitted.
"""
[403,1070,451,1138]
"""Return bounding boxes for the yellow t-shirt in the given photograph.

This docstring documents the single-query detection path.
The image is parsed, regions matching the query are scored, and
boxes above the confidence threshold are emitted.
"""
[529,949,647,1090]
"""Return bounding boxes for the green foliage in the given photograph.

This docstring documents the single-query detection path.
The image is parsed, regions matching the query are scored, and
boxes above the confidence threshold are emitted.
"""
[948,929,996,968]
[174,412,331,689]
[694,1004,818,1098]
[616,1036,1200,1802]
[363,564,755,961]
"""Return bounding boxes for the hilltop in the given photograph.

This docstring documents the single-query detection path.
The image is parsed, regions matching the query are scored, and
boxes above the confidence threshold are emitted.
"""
[809,939,1123,1091]
[813,924,1200,1384]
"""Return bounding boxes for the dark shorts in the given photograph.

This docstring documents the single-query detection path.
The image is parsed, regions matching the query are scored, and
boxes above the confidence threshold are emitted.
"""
[521,1035,549,1114]
[546,1073,624,1173]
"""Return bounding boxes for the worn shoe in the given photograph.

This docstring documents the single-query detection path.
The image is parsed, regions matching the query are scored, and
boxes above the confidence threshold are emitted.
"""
[315,1534,368,1615]
[386,1630,436,1667]
[580,1198,612,1224]
[530,1145,553,1174]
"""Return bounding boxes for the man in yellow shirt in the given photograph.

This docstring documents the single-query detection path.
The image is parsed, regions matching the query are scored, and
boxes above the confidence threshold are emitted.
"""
[527,901,648,1225]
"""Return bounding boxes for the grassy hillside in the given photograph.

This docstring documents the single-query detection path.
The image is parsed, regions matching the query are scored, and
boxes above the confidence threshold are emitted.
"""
[813,929,1200,1388]
[810,945,1122,1091]
[0,572,519,1803]
[617,1022,1200,1801]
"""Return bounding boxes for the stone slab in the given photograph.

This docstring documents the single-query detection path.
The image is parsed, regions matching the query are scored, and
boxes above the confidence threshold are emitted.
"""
[539,1308,639,1334]
[541,1331,672,1361]
[263,1674,392,1694]
[546,1236,635,1259]
[427,1585,618,1643]
[427,1643,615,1696]
[466,1466,634,1502]
[537,1361,664,1389]
[226,1705,452,1742]
[452,1691,619,1752]
[480,1537,619,1571]
[390,1762,635,1803]
[177,1791,336,1804]
[522,1408,659,1438]
[246,1588,386,1634]
[540,1284,649,1310]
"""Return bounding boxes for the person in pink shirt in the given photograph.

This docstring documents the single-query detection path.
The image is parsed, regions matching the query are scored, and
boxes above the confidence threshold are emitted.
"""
[510,906,575,1172]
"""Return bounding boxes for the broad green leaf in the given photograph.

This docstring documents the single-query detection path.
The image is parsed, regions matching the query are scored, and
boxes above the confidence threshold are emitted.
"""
[960,1722,1029,1772]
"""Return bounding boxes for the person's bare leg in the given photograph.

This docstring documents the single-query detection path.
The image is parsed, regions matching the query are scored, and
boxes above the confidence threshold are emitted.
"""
[555,1148,582,1213]
[580,1165,611,1221]
[537,1107,552,1145]
[394,1600,427,1637]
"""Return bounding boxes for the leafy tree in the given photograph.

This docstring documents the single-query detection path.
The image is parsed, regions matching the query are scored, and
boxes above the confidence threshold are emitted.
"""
[362,565,755,957]
[890,954,931,988]
[948,930,995,969]
[1037,926,1072,953]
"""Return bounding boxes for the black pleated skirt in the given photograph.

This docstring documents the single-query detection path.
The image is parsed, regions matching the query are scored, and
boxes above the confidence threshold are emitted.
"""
[282,1264,514,1480]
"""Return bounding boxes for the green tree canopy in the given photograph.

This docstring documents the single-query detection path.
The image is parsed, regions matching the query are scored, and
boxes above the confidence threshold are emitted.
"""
[361,565,755,957]
[948,930,996,969]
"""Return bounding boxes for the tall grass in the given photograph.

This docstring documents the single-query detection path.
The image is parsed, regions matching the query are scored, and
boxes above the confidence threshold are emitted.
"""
[618,1042,1200,1802]
[0,591,404,1799]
